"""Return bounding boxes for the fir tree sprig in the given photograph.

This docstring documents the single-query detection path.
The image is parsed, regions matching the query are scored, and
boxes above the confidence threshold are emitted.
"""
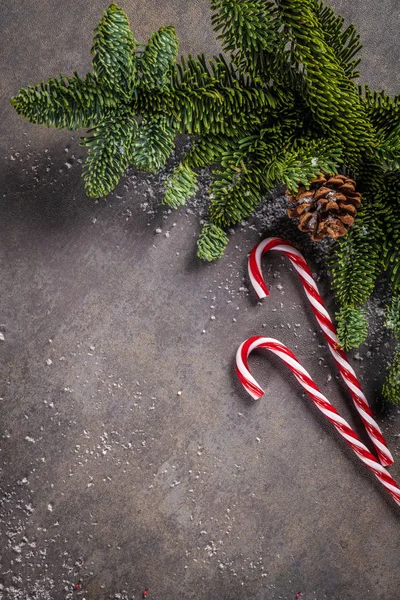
[10,0,400,401]
[197,223,229,261]
[91,2,137,99]
[383,297,400,403]
[82,108,137,197]
[163,163,198,208]
[335,306,368,351]
[382,346,400,404]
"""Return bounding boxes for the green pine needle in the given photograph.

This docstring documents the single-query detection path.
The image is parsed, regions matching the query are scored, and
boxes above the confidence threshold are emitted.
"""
[209,165,264,227]
[132,115,175,172]
[10,73,114,130]
[139,26,179,90]
[163,163,198,209]
[385,296,400,338]
[336,306,368,350]
[382,345,400,404]
[266,139,342,193]
[197,223,229,261]
[91,2,136,98]
[81,108,137,197]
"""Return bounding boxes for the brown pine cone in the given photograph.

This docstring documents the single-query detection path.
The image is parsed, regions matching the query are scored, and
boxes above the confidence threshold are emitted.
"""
[287,173,362,241]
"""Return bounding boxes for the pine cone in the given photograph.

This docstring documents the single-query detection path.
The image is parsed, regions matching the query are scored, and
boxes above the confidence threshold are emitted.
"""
[287,173,362,241]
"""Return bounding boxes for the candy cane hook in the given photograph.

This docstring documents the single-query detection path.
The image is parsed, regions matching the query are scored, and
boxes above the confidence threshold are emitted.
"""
[236,336,400,505]
[248,237,393,468]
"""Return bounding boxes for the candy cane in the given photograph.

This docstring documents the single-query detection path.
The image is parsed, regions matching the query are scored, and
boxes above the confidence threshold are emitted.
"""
[248,237,393,468]
[236,336,400,505]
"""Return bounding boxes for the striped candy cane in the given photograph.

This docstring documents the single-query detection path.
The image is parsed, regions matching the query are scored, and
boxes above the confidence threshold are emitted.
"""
[236,336,400,505]
[248,237,393,468]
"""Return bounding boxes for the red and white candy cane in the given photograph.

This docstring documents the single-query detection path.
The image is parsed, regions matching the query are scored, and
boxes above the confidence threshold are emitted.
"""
[236,336,400,505]
[248,237,393,468]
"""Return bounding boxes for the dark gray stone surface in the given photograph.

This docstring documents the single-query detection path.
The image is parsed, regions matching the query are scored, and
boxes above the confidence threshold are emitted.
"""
[1,2,400,599]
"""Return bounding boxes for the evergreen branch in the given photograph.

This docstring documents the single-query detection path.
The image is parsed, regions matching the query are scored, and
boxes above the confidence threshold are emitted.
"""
[335,306,368,350]
[330,202,381,307]
[385,295,400,338]
[276,0,373,166]
[315,1,362,80]
[81,108,137,197]
[361,85,400,136]
[381,171,400,290]
[330,161,385,311]
[209,163,264,226]
[210,0,285,83]
[184,134,239,168]
[132,115,175,172]
[197,223,229,261]
[383,297,400,402]
[374,123,400,169]
[163,163,198,208]
[91,2,136,98]
[138,26,179,90]
[135,54,284,135]
[382,345,400,404]
[10,73,115,130]
[265,138,342,193]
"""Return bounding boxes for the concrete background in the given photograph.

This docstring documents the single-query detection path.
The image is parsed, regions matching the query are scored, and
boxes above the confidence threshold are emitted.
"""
[1,1,400,599]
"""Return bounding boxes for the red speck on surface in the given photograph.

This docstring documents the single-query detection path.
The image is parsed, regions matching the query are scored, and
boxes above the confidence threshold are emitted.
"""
[296,594,302,599]
[142,591,148,598]
[74,584,80,590]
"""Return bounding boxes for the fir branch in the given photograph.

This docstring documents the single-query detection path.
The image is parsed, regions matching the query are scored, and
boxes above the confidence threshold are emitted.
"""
[330,162,385,309]
[314,1,362,80]
[81,108,137,197]
[335,306,368,350]
[374,123,400,169]
[383,297,400,403]
[265,138,342,193]
[382,345,400,404]
[163,163,198,208]
[135,54,284,136]
[362,85,400,137]
[210,0,284,83]
[380,171,400,290]
[276,0,373,167]
[132,115,175,172]
[385,295,400,338]
[184,134,239,168]
[209,163,264,227]
[197,223,229,261]
[11,73,115,130]
[91,2,136,98]
[138,26,179,90]
[330,202,381,307]
[331,206,380,306]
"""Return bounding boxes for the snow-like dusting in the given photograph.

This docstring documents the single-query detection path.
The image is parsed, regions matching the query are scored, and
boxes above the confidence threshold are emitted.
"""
[1,135,399,600]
